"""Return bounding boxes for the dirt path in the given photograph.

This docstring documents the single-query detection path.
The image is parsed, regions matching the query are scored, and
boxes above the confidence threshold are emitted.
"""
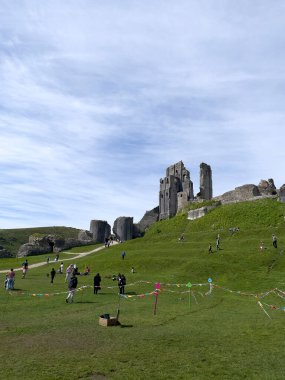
[0,243,116,274]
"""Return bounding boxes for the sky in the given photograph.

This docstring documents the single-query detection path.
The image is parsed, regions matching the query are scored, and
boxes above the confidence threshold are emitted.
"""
[1,0,285,231]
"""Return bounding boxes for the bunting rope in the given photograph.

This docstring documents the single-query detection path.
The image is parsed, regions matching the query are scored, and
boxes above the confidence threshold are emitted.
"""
[4,280,285,319]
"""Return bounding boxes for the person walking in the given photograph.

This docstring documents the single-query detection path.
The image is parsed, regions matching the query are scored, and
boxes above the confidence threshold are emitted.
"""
[122,251,126,260]
[118,274,126,295]
[22,259,28,279]
[59,262,64,274]
[272,234,278,249]
[216,234,220,251]
[208,243,213,254]
[65,264,73,283]
[93,273,102,294]
[66,273,78,303]
[6,269,15,290]
[50,267,56,283]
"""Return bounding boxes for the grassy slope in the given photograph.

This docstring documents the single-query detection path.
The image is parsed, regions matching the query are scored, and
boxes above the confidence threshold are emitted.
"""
[0,226,81,256]
[1,199,285,380]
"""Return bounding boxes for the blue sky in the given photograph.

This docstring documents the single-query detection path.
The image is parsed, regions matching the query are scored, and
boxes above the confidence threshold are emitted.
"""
[1,0,285,230]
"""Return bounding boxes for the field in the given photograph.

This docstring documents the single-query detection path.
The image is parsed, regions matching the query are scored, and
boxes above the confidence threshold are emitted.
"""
[1,199,285,379]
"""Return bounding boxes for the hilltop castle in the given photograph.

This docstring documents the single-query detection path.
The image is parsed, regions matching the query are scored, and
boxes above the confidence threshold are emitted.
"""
[159,161,212,220]
[13,160,285,258]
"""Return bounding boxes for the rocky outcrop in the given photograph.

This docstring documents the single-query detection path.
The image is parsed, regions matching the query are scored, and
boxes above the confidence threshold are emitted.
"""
[18,243,50,257]
[17,231,95,258]
[0,248,13,258]
[78,230,93,242]
[90,220,111,243]
[113,217,133,241]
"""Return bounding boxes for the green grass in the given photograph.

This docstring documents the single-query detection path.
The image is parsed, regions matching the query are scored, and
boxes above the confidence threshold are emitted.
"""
[0,226,81,256]
[1,198,285,379]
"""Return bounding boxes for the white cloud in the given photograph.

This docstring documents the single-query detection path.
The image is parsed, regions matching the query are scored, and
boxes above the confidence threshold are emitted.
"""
[0,1,285,230]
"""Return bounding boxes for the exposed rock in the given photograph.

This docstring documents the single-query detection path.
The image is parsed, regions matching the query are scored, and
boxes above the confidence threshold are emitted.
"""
[113,217,133,241]
[0,248,13,258]
[78,230,93,242]
[17,232,95,258]
[17,243,49,258]
[90,220,111,243]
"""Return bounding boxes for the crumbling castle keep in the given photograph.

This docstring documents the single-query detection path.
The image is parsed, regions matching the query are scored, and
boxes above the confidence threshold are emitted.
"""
[159,161,212,220]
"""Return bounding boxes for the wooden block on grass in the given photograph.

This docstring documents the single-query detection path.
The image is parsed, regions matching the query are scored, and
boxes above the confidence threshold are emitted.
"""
[99,316,119,327]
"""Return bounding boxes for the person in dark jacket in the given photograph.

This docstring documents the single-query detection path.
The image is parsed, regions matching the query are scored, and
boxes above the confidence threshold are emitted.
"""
[50,267,56,283]
[93,273,101,294]
[66,273,78,303]
[118,274,126,295]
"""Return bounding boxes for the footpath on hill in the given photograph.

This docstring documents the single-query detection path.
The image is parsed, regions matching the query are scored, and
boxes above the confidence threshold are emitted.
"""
[0,242,118,274]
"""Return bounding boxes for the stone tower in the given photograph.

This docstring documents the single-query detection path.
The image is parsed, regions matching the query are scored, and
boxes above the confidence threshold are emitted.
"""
[90,220,111,243]
[199,163,212,200]
[113,217,133,241]
[159,161,194,220]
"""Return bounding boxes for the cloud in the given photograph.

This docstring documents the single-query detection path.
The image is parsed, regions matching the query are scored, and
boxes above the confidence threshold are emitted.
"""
[0,1,285,230]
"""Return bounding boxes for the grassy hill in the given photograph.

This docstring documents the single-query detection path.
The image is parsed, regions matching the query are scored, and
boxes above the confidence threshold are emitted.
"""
[0,226,81,256]
[1,198,285,379]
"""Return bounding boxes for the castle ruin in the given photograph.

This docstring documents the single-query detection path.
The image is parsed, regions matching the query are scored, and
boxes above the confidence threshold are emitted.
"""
[199,163,213,200]
[159,161,212,220]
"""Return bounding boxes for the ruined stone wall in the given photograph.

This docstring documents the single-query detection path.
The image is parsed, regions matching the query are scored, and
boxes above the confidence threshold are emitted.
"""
[199,163,212,200]
[159,175,179,219]
[258,179,277,196]
[113,217,133,241]
[90,220,111,243]
[159,161,194,219]
[215,184,261,203]
[133,206,159,237]
[177,191,190,212]
[279,184,285,202]
[187,205,218,220]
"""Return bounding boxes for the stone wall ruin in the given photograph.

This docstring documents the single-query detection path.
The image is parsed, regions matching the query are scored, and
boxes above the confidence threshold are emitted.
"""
[159,161,212,220]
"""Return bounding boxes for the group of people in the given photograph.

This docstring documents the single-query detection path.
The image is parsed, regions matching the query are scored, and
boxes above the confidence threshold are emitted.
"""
[4,253,131,304]
[260,234,278,251]
[65,270,127,303]
[93,273,127,295]
[104,236,115,248]
[207,231,279,254]
[208,234,221,254]
[5,258,29,289]
[65,264,91,303]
